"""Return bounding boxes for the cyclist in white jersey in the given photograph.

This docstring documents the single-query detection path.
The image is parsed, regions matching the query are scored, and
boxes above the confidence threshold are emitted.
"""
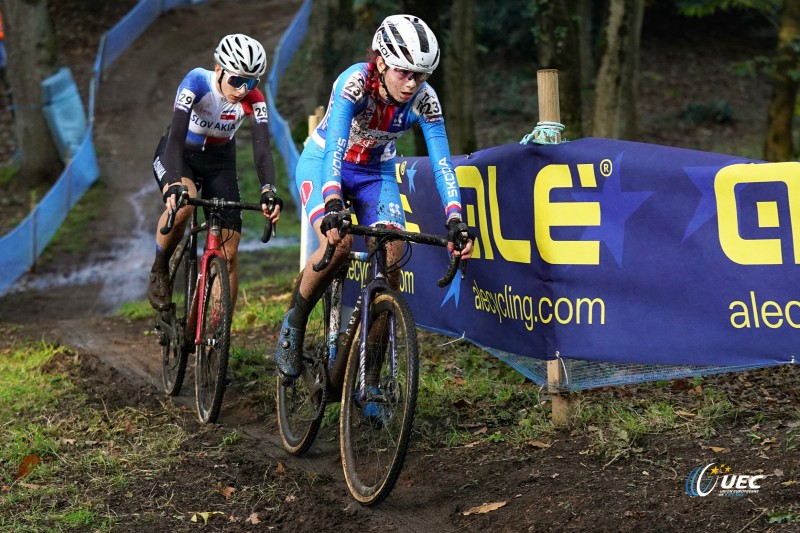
[273,15,474,380]
[148,34,283,311]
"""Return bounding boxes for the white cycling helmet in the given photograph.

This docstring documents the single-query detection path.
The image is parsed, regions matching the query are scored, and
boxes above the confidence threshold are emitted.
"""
[214,33,267,78]
[372,15,439,74]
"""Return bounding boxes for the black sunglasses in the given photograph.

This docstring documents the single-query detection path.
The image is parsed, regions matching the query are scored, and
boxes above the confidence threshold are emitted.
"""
[225,70,260,91]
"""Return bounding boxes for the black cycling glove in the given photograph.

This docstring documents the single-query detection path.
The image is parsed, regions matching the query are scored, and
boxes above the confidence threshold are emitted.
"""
[446,217,472,251]
[320,198,350,235]
[260,187,284,213]
[162,183,185,204]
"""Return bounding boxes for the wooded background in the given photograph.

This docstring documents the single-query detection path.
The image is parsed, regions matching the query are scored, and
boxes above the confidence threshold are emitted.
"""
[2,0,799,188]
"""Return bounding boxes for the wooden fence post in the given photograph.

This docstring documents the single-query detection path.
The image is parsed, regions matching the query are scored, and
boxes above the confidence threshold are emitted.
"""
[537,69,570,427]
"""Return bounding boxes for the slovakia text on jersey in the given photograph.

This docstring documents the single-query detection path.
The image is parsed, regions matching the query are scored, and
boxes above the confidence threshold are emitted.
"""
[173,68,268,149]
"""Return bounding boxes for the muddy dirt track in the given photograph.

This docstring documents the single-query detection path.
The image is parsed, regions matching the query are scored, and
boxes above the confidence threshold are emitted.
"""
[1,1,799,531]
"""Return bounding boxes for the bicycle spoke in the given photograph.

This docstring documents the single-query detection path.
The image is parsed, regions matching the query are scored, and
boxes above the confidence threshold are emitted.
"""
[340,292,418,506]
[276,275,330,455]
[195,257,231,424]
[160,250,192,396]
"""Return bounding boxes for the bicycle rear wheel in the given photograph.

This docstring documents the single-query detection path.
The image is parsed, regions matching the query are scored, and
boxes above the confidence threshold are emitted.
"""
[276,272,329,455]
[340,291,418,506]
[195,256,231,424]
[161,245,194,396]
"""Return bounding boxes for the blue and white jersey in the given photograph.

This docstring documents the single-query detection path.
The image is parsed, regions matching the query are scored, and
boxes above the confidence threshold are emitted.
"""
[173,68,268,149]
[310,62,462,221]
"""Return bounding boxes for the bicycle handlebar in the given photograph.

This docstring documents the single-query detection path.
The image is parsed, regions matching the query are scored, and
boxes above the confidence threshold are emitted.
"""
[311,219,467,287]
[159,186,275,243]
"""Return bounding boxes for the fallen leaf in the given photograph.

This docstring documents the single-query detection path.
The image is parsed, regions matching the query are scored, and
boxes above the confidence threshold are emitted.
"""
[670,379,692,391]
[124,421,135,434]
[473,426,488,436]
[285,494,297,503]
[15,454,40,480]
[462,441,480,448]
[216,481,236,500]
[710,446,730,453]
[190,511,224,524]
[781,480,798,487]
[246,513,261,525]
[450,377,466,386]
[453,399,473,410]
[462,501,507,516]
[675,410,696,418]
[61,438,76,445]
[276,462,286,475]
[527,440,551,449]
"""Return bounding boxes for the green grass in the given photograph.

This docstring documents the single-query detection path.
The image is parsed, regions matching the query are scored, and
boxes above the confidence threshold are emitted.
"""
[40,179,107,260]
[0,162,18,186]
[115,300,153,321]
[0,339,190,531]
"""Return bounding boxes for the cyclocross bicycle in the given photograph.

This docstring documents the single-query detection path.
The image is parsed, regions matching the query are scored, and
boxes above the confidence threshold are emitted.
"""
[276,216,467,506]
[155,186,273,424]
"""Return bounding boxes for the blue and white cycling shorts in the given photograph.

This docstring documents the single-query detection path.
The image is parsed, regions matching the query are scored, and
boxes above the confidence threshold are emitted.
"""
[296,141,405,230]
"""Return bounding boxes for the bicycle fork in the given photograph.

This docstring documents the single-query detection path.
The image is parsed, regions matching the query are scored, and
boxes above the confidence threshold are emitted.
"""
[194,221,225,348]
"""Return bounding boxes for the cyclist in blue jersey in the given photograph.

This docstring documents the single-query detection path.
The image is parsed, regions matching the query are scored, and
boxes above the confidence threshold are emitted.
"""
[148,33,283,311]
[273,15,473,381]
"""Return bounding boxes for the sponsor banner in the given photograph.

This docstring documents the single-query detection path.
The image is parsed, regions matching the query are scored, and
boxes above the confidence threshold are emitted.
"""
[345,138,798,367]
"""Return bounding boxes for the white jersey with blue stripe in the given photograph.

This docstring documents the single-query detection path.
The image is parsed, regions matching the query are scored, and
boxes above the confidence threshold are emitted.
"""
[173,68,268,149]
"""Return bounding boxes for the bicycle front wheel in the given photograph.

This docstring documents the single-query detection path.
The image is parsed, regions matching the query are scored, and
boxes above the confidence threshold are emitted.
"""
[276,272,329,455]
[161,246,194,396]
[340,291,419,506]
[195,256,232,424]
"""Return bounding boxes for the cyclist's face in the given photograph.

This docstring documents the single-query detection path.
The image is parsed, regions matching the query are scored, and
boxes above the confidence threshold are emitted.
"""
[377,57,427,103]
[215,65,252,103]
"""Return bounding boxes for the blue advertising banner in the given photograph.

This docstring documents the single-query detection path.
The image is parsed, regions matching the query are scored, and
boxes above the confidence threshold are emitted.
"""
[343,138,798,367]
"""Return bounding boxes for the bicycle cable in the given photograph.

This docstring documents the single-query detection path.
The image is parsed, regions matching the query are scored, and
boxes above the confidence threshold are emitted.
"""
[375,234,413,279]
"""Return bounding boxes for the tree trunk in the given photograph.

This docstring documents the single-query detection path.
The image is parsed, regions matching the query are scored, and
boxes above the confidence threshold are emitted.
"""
[445,0,476,154]
[3,0,62,186]
[764,0,800,162]
[591,0,642,139]
[401,0,443,156]
[620,0,644,139]
[534,0,584,137]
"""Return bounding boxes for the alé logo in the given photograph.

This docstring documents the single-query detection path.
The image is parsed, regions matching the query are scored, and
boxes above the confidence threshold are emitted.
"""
[685,463,765,497]
[396,157,800,267]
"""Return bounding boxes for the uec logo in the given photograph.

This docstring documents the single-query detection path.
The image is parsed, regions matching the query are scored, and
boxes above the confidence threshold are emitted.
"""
[685,463,765,497]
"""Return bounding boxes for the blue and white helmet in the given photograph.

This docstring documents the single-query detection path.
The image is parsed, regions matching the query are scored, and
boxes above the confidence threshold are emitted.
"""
[214,33,267,78]
[372,15,440,74]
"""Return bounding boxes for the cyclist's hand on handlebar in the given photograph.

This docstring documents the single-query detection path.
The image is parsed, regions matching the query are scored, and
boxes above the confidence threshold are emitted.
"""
[320,198,350,245]
[259,185,284,224]
[162,183,187,212]
[446,217,474,261]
